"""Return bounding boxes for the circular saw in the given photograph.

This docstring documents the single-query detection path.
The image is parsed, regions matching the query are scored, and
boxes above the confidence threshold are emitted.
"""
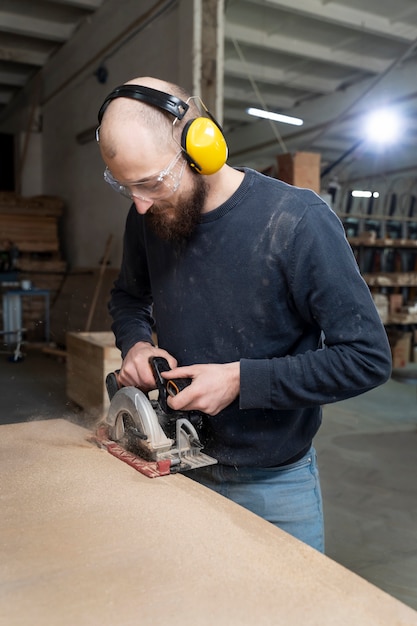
[91,356,217,478]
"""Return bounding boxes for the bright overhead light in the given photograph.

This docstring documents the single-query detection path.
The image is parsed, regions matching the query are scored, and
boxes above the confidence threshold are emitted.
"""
[352,190,372,198]
[247,107,304,126]
[351,190,380,198]
[363,108,401,144]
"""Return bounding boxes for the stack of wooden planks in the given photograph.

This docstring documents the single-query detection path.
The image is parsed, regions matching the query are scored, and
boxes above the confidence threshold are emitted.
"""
[0,192,63,252]
[0,192,67,341]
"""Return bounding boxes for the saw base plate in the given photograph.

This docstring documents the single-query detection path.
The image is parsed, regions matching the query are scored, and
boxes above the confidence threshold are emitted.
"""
[88,425,172,478]
[89,424,216,478]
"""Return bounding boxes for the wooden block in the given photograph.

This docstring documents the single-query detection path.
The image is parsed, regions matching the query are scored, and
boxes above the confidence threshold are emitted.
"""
[277,151,321,193]
[66,331,122,417]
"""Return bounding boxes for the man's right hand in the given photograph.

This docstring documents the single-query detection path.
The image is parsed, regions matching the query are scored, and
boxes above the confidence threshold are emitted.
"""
[117,341,177,391]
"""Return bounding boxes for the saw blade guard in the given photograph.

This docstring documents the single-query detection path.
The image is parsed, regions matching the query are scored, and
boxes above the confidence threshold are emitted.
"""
[106,387,172,453]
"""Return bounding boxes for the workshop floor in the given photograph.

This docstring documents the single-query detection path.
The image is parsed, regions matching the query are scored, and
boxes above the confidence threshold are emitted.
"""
[1,348,416,611]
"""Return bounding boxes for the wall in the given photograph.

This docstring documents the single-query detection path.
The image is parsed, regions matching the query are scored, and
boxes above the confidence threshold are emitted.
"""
[1,0,195,269]
[18,131,43,197]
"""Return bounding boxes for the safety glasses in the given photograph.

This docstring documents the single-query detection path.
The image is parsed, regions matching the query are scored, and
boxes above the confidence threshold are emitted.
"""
[103,151,187,202]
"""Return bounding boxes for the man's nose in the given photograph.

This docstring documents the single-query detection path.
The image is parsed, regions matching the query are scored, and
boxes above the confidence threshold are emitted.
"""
[133,197,154,214]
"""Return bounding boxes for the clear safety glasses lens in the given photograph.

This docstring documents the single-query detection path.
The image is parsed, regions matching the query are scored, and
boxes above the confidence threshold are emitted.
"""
[103,152,186,202]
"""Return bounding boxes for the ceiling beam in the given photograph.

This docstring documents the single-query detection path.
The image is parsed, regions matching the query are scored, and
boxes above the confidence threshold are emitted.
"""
[243,0,417,42]
[224,84,296,109]
[48,0,103,8]
[224,57,340,94]
[0,45,49,66]
[0,10,75,42]
[226,62,417,165]
[224,107,255,124]
[0,71,29,86]
[225,23,389,74]
[0,88,15,104]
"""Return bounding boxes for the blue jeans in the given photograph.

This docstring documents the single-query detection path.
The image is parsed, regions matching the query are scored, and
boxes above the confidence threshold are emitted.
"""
[185,447,324,552]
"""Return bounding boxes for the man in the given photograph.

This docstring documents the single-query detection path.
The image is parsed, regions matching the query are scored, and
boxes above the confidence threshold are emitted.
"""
[96,76,392,552]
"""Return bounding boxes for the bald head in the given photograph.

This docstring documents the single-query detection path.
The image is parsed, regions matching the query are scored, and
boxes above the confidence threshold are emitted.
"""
[97,76,200,161]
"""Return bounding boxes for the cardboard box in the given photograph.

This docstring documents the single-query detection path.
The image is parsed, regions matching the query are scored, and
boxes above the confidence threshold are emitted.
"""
[389,293,403,316]
[357,230,377,244]
[66,331,122,417]
[387,330,412,368]
[276,152,321,193]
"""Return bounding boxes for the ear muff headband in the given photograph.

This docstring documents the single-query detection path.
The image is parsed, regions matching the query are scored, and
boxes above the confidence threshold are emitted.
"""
[97,85,189,124]
[97,84,228,175]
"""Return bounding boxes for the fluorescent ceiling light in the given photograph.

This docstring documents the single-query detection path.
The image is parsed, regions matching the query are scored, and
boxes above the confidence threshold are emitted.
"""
[351,190,379,198]
[247,107,304,126]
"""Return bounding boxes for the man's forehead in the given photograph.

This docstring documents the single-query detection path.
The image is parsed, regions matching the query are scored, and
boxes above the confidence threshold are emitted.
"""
[98,93,177,168]
[100,106,149,144]
[103,95,145,123]
[101,119,172,173]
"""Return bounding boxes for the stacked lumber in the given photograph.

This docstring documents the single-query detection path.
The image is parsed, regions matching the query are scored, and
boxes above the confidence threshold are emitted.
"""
[0,214,59,252]
[0,192,67,341]
[0,192,63,252]
[0,193,118,347]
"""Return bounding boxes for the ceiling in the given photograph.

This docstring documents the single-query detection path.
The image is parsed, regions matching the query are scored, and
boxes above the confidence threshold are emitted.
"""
[1,0,417,185]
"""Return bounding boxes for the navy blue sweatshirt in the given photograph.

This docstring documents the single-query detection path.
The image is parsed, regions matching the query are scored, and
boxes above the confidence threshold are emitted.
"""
[109,168,392,467]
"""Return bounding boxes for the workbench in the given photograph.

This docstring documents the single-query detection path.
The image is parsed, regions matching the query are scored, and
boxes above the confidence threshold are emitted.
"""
[1,418,416,626]
[2,287,50,343]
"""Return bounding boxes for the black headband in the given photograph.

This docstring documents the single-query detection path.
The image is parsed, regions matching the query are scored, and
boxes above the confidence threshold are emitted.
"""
[97,85,189,124]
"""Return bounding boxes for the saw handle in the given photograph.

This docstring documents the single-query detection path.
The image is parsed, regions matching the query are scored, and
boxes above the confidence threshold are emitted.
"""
[105,370,121,401]
[150,356,192,396]
[150,356,192,413]
[105,358,192,408]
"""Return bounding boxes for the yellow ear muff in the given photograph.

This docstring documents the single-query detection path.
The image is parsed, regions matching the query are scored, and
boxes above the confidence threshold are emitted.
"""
[181,117,228,175]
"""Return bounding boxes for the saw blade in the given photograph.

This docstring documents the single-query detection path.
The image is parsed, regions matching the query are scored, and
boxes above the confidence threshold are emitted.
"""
[106,387,173,458]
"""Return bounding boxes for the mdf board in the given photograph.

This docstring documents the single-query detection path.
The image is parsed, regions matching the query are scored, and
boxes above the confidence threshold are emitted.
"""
[277,151,321,193]
[1,419,417,626]
[66,331,121,417]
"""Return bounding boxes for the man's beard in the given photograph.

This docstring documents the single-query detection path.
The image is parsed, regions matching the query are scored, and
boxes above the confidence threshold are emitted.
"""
[146,174,208,241]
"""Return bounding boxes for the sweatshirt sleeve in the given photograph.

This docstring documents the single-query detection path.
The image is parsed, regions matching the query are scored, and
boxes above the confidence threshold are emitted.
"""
[240,200,392,410]
[108,206,155,358]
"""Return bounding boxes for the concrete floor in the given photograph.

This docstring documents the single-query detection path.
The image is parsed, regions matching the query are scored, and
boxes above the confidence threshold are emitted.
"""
[1,347,416,610]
